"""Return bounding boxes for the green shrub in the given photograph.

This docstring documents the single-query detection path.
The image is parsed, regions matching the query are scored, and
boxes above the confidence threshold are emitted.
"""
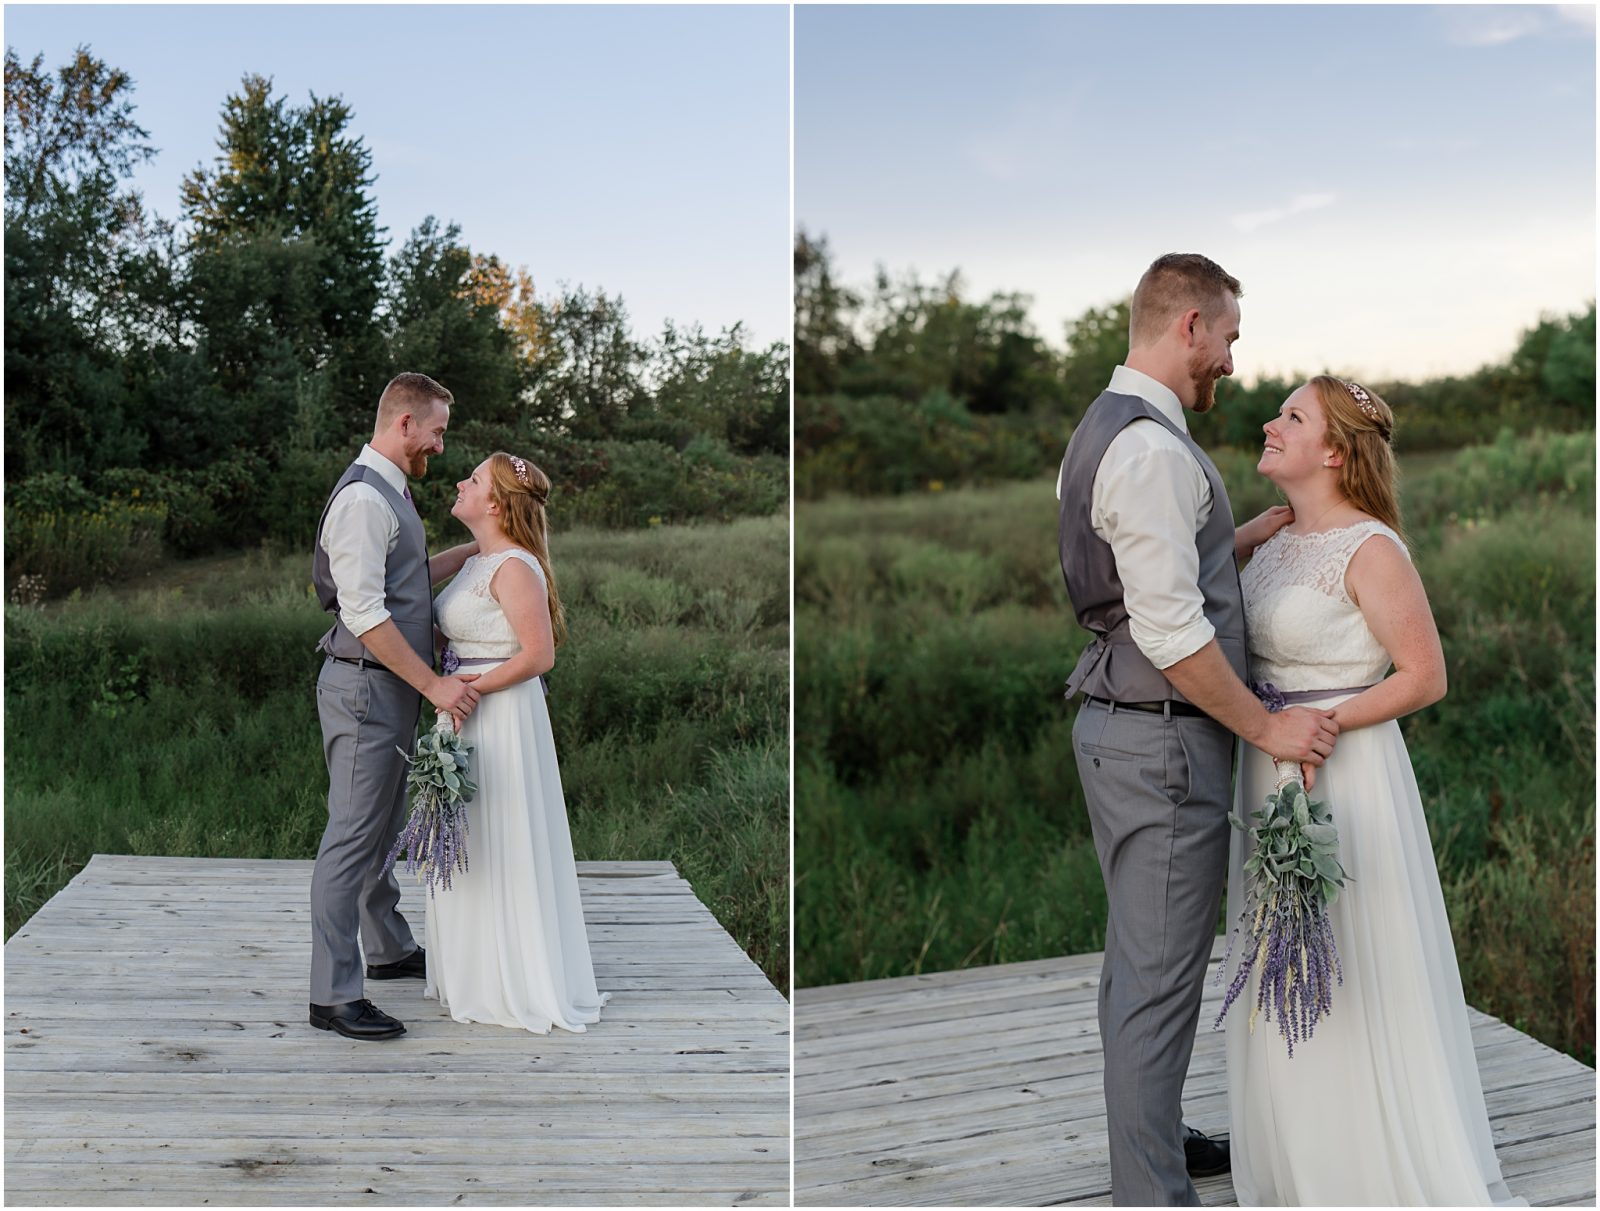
[589,566,695,627]
[796,393,1062,499]
[1445,812,1595,1067]
[4,496,167,594]
[99,451,269,556]
[556,439,786,529]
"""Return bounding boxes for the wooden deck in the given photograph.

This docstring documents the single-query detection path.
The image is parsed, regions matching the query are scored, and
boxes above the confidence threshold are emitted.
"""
[5,854,789,1206]
[795,942,1595,1206]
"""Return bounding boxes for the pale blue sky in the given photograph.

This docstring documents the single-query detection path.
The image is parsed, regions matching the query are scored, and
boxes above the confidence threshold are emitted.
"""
[5,4,791,346]
[797,4,1596,382]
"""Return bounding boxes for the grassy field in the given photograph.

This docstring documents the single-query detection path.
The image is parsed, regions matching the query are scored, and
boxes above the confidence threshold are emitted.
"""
[5,514,790,995]
[796,429,1595,1064]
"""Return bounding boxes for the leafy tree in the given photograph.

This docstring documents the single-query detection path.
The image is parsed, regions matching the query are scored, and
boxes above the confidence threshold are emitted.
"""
[1058,299,1130,422]
[526,286,645,441]
[794,227,862,397]
[797,233,1063,416]
[644,322,788,456]
[845,268,1047,412]
[1520,303,1595,423]
[4,47,153,223]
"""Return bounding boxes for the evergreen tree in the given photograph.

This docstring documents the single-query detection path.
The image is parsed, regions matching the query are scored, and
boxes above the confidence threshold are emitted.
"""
[383,217,527,427]
[3,46,167,477]
[181,74,386,443]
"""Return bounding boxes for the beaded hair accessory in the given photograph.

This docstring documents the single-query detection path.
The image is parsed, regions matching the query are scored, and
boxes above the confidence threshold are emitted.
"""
[1343,380,1380,423]
[509,455,530,486]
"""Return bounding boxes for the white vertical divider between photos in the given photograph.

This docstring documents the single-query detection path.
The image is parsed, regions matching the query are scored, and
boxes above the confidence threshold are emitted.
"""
[786,1,799,1206]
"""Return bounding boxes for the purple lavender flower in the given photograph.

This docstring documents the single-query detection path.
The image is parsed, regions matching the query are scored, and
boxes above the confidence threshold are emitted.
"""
[383,714,477,896]
[441,647,461,676]
[1215,777,1351,1057]
[1251,681,1287,714]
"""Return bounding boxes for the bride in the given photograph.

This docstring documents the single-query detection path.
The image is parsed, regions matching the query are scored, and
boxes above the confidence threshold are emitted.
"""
[1225,376,1520,1205]
[423,450,609,1033]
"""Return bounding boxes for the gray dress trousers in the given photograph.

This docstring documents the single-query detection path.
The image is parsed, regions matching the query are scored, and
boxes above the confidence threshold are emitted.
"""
[1074,698,1234,1207]
[309,661,422,1005]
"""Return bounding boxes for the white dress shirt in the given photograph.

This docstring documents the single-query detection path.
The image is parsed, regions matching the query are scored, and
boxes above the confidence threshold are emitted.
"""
[1058,365,1216,671]
[319,444,411,638]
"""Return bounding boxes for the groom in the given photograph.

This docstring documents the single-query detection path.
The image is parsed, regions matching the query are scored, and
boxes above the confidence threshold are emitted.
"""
[308,372,483,1041]
[1056,255,1340,1205]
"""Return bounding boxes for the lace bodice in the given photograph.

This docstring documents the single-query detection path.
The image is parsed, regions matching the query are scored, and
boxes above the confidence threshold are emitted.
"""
[1241,520,1406,692]
[435,548,547,659]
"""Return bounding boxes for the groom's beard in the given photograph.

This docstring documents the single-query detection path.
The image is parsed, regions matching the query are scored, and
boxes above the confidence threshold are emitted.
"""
[1189,354,1221,414]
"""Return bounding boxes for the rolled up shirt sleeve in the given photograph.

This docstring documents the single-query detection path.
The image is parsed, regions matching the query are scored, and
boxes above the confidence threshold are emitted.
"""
[320,486,397,638]
[1094,440,1215,670]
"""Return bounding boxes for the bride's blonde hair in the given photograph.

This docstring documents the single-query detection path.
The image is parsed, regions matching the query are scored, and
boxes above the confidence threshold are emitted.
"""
[486,452,566,647]
[1311,375,1406,545]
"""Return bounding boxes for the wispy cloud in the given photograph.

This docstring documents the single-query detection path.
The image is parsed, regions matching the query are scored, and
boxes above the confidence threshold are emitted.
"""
[1448,9,1544,46]
[1439,5,1592,47]
[1557,5,1597,34]
[1232,193,1337,234]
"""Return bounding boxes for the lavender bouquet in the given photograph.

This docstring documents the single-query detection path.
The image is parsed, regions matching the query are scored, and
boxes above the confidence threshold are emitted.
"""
[1214,759,1351,1056]
[383,712,477,895]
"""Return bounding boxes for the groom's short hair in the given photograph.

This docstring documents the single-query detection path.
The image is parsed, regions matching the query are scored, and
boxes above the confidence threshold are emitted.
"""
[1129,254,1242,349]
[376,372,454,430]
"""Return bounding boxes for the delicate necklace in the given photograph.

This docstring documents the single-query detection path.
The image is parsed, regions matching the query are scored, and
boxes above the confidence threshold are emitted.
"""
[1279,499,1348,559]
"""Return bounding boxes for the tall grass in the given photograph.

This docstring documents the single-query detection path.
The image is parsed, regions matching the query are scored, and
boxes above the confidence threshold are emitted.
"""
[5,514,790,995]
[795,431,1595,1063]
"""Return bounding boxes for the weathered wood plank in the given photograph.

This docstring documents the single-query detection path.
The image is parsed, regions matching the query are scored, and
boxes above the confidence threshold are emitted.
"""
[6,855,789,1207]
[2,1161,783,1192]
[795,949,1594,1206]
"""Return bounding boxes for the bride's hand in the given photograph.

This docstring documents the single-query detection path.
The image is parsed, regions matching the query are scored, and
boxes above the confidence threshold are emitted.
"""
[428,672,481,725]
[1236,505,1295,558]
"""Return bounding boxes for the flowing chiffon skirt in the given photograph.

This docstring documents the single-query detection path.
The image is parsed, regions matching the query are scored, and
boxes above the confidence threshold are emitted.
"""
[1224,696,1523,1206]
[424,666,609,1033]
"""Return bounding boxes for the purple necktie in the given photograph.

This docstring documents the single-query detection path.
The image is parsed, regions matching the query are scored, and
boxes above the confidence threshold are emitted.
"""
[403,485,419,513]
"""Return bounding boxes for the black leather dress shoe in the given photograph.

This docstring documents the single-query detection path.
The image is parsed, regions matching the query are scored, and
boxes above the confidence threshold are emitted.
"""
[309,999,406,1040]
[1184,1126,1230,1178]
[366,947,426,980]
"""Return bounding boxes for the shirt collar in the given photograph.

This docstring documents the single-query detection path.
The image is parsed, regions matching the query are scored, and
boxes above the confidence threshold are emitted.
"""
[356,444,410,496]
[1108,365,1187,435]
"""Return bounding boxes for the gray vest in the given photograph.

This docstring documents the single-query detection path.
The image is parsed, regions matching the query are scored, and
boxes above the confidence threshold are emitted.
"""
[312,462,435,669]
[1058,390,1248,703]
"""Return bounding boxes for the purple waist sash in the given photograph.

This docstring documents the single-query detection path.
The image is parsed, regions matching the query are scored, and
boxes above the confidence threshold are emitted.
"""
[442,649,548,696]
[1252,682,1374,711]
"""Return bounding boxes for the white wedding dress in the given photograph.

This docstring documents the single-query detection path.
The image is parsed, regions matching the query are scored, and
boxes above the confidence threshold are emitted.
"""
[1224,521,1522,1206]
[423,548,609,1033]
